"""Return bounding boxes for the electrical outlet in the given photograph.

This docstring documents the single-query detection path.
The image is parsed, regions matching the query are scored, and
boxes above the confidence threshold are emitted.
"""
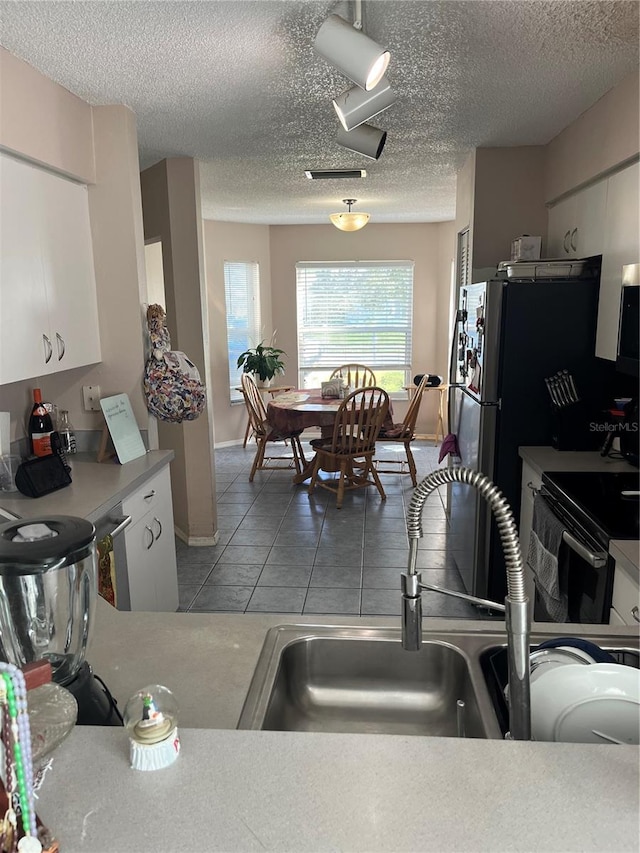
[82,385,101,412]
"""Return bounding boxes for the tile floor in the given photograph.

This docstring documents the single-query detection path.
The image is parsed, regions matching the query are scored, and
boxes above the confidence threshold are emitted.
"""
[176,435,495,620]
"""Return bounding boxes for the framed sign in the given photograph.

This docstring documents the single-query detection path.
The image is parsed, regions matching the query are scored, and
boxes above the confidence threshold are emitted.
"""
[99,394,146,464]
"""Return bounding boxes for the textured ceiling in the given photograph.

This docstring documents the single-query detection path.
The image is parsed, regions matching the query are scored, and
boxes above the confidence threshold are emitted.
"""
[0,1,638,223]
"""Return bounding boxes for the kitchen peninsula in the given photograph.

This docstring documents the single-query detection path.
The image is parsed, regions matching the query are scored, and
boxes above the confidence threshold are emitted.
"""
[35,604,640,852]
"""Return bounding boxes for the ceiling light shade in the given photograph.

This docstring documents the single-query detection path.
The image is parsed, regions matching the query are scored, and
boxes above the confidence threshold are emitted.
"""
[333,76,396,131]
[329,198,370,232]
[313,14,390,91]
[336,124,387,160]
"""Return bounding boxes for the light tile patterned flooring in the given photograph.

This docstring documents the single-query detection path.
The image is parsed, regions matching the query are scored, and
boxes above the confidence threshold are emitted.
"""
[176,436,489,619]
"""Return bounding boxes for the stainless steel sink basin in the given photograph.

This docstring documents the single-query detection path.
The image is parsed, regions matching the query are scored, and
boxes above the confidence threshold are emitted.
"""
[237,626,499,737]
[238,625,640,740]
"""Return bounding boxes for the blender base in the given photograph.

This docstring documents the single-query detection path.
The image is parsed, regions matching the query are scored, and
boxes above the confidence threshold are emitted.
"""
[65,662,123,726]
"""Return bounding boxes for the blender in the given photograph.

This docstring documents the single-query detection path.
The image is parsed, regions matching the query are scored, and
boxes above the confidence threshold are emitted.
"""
[0,515,122,725]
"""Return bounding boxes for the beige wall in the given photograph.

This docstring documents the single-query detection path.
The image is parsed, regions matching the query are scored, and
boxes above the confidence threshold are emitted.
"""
[141,159,216,543]
[268,222,455,435]
[545,70,640,201]
[454,150,476,264]
[203,220,272,445]
[473,147,548,269]
[0,52,149,447]
[0,48,95,183]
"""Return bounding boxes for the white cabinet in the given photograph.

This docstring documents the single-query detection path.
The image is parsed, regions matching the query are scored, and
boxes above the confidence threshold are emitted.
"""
[546,180,607,259]
[0,152,101,384]
[595,160,640,361]
[519,460,542,619]
[122,465,179,612]
[609,562,640,627]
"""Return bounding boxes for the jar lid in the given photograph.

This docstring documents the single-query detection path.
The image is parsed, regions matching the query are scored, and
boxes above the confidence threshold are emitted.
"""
[0,516,95,572]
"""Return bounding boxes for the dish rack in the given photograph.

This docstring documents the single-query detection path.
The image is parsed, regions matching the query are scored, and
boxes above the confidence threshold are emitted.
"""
[481,644,640,737]
[497,258,592,279]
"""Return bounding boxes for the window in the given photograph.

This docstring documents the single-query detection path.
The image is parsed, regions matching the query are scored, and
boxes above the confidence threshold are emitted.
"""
[296,261,414,393]
[224,261,260,402]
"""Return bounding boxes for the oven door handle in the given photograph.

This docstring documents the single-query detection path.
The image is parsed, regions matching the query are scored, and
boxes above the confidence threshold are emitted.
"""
[562,530,607,568]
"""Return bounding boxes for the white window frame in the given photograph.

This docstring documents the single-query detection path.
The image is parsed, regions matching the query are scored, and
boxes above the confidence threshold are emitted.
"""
[296,261,414,396]
[224,261,261,403]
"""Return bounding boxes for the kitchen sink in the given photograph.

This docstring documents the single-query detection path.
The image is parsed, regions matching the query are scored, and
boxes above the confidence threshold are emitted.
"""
[237,625,499,737]
[238,625,640,740]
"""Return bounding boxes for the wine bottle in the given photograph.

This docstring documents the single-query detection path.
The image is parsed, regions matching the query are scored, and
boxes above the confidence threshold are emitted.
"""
[58,410,77,454]
[29,388,54,457]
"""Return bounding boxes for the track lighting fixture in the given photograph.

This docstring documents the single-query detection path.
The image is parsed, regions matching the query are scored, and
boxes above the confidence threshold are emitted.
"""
[336,124,387,161]
[333,76,396,131]
[313,14,390,91]
[329,198,371,232]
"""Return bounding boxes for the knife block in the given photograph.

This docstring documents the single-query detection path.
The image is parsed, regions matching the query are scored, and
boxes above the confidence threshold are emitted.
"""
[551,401,599,451]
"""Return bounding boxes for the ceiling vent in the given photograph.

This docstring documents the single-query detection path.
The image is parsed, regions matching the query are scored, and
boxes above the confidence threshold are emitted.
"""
[304,169,367,180]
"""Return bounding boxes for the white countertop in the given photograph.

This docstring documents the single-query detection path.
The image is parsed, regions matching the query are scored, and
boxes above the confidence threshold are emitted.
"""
[0,450,174,522]
[37,727,640,853]
[519,446,637,478]
[32,605,640,852]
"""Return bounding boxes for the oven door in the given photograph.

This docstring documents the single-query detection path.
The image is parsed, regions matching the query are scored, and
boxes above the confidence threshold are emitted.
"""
[534,492,614,624]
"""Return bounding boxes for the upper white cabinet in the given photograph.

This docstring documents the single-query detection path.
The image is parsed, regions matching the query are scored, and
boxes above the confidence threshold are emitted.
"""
[0,152,101,385]
[547,179,607,259]
[595,160,640,361]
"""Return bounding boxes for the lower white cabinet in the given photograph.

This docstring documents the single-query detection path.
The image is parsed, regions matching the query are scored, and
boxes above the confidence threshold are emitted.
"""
[609,563,640,627]
[122,465,178,612]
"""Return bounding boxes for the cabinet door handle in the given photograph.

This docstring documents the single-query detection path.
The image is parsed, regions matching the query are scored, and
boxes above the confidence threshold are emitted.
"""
[108,515,132,539]
[632,606,639,624]
[56,332,66,361]
[569,227,578,251]
[43,334,53,364]
[563,230,571,253]
[145,525,155,550]
[144,490,156,501]
[153,516,162,540]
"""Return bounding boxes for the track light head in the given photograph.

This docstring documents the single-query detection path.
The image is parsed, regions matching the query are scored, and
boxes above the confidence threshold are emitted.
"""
[313,14,390,91]
[333,76,396,132]
[336,124,387,161]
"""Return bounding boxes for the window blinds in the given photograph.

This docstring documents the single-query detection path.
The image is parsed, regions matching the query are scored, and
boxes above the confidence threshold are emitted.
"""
[296,261,414,377]
[224,261,260,400]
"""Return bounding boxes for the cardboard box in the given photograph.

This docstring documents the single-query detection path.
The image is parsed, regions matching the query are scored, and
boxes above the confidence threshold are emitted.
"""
[510,235,541,262]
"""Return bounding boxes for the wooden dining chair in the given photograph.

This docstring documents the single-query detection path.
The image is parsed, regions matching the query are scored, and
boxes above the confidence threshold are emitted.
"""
[241,373,306,481]
[308,386,389,508]
[329,364,377,389]
[374,373,429,486]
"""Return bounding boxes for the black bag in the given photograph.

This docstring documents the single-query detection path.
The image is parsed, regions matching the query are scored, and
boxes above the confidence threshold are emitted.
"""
[15,454,72,498]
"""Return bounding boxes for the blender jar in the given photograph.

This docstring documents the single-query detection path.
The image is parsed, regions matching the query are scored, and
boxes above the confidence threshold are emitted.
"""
[0,516,97,685]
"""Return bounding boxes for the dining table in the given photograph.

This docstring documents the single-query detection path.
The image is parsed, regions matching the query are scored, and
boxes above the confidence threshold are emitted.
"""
[267,389,393,484]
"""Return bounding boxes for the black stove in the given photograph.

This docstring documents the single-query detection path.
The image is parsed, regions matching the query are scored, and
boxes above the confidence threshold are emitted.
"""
[542,470,640,547]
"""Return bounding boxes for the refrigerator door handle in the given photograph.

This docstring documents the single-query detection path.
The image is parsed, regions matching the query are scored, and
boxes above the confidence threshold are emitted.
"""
[459,386,500,407]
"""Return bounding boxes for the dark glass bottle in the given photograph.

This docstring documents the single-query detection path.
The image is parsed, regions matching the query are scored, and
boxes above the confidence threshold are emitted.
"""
[29,388,54,457]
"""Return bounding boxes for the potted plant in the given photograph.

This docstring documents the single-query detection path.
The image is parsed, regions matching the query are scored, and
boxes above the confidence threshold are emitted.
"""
[237,340,286,385]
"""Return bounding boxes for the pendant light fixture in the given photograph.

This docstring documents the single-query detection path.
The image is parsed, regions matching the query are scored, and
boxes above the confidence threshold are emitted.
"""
[329,199,371,232]
[313,13,390,91]
[333,76,396,132]
[336,124,387,161]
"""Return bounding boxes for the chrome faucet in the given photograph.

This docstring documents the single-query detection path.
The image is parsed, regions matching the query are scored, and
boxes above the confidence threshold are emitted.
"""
[401,466,531,740]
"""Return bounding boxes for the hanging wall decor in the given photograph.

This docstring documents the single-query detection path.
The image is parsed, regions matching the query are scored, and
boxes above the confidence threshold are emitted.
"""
[143,304,206,423]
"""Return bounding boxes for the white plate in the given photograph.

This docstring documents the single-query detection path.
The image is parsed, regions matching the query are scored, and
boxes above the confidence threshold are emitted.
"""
[531,663,640,744]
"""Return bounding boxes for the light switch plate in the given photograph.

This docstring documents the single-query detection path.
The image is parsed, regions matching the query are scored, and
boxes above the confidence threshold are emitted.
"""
[82,385,101,412]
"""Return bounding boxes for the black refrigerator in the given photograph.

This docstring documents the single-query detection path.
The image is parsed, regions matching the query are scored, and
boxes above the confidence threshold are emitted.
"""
[447,272,601,605]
